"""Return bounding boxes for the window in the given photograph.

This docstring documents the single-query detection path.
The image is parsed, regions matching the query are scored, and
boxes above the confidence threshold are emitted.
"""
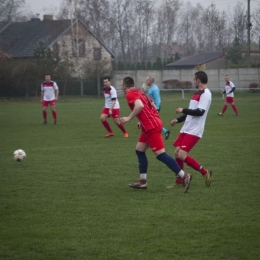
[93,47,102,60]
[72,40,85,57]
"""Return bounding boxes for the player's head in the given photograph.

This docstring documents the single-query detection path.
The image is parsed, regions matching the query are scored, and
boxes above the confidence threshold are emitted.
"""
[122,76,135,94]
[225,75,230,82]
[145,76,154,86]
[194,71,208,88]
[103,76,111,88]
[45,74,51,82]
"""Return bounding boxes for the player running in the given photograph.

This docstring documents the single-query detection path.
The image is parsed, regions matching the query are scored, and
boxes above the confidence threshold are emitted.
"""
[169,71,212,188]
[100,76,128,138]
[120,76,191,193]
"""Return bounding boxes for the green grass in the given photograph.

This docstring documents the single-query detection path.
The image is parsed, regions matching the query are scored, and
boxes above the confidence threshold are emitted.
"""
[0,91,260,260]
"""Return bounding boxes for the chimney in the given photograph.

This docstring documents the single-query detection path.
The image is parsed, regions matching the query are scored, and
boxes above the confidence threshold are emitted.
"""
[43,15,53,21]
[30,18,40,22]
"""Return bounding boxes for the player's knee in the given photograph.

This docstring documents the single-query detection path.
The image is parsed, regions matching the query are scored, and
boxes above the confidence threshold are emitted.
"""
[100,115,106,121]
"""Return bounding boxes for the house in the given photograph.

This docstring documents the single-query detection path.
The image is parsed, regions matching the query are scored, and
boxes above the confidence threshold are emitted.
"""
[166,51,225,70]
[0,15,115,77]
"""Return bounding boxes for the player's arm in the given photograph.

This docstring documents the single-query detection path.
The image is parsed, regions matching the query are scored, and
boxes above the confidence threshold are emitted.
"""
[40,84,44,102]
[120,99,144,123]
[152,90,160,110]
[55,89,59,100]
[176,107,205,116]
[110,99,116,109]
[171,114,187,126]
[228,83,235,94]
[54,82,59,100]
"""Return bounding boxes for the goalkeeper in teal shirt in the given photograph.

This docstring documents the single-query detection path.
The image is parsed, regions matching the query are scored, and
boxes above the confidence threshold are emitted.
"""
[146,76,170,140]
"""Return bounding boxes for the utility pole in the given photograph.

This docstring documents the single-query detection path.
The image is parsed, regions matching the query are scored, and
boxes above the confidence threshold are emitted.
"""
[247,0,251,68]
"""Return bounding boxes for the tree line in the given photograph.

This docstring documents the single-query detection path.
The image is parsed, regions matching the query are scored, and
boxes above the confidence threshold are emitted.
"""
[1,0,260,65]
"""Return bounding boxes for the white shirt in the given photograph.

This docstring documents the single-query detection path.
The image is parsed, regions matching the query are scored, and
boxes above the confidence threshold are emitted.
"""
[41,81,58,101]
[225,81,235,97]
[180,88,212,138]
[103,85,120,109]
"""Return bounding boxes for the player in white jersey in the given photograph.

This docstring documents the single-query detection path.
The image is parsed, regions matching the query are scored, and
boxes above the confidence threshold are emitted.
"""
[41,74,59,125]
[100,76,128,138]
[168,71,212,188]
[218,75,239,116]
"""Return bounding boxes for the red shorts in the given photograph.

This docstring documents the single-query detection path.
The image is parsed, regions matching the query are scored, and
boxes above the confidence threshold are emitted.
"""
[42,100,55,106]
[225,97,234,103]
[102,108,120,118]
[173,133,200,152]
[138,126,164,152]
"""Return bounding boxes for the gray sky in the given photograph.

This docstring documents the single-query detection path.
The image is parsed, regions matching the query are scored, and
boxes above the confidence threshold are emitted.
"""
[25,0,259,18]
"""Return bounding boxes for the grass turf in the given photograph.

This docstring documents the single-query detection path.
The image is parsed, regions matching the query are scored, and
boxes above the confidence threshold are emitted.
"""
[0,91,260,260]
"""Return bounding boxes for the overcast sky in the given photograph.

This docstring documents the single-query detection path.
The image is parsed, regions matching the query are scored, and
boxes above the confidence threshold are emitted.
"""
[25,0,259,18]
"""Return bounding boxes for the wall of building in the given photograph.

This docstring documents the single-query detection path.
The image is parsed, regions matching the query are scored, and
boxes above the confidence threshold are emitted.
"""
[112,68,260,92]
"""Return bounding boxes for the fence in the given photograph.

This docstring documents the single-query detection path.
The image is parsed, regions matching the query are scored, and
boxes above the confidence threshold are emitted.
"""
[160,87,260,99]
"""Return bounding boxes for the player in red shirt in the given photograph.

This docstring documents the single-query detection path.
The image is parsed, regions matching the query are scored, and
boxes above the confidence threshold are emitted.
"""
[120,76,191,193]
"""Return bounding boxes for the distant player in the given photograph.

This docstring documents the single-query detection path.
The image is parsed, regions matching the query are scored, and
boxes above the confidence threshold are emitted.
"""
[120,76,191,193]
[218,75,239,116]
[41,74,59,125]
[146,76,170,140]
[100,76,128,138]
[169,71,212,188]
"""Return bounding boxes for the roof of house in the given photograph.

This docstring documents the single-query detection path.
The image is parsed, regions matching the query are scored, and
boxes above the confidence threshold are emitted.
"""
[166,51,224,67]
[0,19,115,58]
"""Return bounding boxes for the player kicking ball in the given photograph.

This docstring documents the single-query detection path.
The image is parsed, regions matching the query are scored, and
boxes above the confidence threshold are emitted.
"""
[120,76,191,193]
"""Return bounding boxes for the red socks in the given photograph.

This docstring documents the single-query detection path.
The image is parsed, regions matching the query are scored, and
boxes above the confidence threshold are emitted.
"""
[184,156,207,175]
[232,104,238,114]
[117,123,127,133]
[221,104,227,114]
[52,111,57,122]
[102,120,113,133]
[222,104,238,115]
[43,111,47,120]
[176,158,184,169]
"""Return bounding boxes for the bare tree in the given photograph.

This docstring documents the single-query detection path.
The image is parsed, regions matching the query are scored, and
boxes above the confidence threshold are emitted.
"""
[200,4,227,51]
[151,0,180,60]
[228,2,247,47]
[0,0,27,21]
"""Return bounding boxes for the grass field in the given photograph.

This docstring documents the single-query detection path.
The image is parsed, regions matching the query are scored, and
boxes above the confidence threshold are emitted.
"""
[1,91,260,260]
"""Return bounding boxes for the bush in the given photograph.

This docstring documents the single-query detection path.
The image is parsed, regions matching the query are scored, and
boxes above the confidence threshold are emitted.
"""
[162,79,192,89]
[248,82,259,92]
[162,79,179,89]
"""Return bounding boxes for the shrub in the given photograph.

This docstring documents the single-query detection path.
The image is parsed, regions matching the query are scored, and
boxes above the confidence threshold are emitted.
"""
[248,82,259,92]
[162,79,192,89]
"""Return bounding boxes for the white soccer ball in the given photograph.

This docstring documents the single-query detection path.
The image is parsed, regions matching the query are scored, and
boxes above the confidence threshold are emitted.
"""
[13,149,26,162]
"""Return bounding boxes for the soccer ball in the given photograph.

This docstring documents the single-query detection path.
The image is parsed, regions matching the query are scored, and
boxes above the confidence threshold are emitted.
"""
[13,149,26,162]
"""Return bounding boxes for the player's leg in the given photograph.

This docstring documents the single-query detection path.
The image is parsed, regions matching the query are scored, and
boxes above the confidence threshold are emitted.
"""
[176,134,212,187]
[157,106,170,140]
[100,108,114,137]
[151,128,191,192]
[112,109,128,137]
[50,100,57,124]
[129,139,149,189]
[162,127,170,140]
[218,100,228,116]
[231,99,239,115]
[42,101,48,124]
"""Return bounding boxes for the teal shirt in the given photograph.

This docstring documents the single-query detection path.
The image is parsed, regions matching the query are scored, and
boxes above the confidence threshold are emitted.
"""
[147,84,161,109]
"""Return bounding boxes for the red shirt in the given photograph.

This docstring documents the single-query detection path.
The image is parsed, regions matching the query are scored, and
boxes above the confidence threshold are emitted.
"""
[126,88,162,132]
